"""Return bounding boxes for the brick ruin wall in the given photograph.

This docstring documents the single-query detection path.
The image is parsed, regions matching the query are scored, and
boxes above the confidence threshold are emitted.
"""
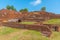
[44,24,60,32]
[21,18,47,22]
[2,22,52,37]
[1,22,60,37]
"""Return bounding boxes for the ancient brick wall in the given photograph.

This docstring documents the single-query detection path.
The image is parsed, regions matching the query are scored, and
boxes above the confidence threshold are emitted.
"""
[43,24,60,32]
[2,22,52,37]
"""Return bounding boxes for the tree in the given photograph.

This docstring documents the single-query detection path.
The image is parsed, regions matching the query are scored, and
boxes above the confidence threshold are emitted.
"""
[6,5,11,10]
[14,8,17,11]
[41,7,46,11]
[19,8,28,12]
[10,6,14,10]
[11,5,16,11]
[6,5,17,11]
[24,8,28,12]
[19,9,24,12]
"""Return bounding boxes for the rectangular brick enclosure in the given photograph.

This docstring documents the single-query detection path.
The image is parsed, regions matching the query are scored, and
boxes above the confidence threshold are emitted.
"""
[2,22,52,37]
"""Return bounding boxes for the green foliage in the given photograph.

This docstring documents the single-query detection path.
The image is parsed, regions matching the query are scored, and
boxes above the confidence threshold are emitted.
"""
[6,5,17,11]
[19,8,28,12]
[41,7,46,11]
[11,5,17,11]
[6,5,11,10]
[24,8,28,12]
[10,6,15,10]
[19,9,24,12]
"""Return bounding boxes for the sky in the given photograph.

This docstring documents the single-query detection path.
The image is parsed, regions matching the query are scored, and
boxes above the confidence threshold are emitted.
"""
[0,0,60,14]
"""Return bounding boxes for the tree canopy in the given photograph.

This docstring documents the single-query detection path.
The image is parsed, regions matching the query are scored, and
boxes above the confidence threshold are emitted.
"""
[41,7,46,11]
[6,5,11,10]
[6,5,17,11]
[19,8,28,12]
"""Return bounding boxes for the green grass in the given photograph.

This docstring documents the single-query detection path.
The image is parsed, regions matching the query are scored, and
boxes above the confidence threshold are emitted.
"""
[43,19,60,24]
[0,26,48,40]
[0,26,60,40]
[11,35,20,40]
[20,22,37,25]
[11,30,48,40]
[23,30,48,40]
[0,26,19,35]
[23,30,41,36]
[50,31,60,40]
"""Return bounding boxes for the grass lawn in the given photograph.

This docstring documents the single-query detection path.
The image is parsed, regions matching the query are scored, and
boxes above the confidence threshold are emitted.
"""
[0,26,19,35]
[20,22,37,25]
[0,26,48,40]
[50,31,60,40]
[43,19,60,24]
[0,26,60,40]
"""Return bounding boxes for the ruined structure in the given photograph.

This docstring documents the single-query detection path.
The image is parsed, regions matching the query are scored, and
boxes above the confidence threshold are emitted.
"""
[0,9,60,37]
[0,9,60,22]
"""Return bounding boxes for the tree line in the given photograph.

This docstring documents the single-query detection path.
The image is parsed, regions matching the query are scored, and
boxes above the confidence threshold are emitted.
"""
[6,5,46,12]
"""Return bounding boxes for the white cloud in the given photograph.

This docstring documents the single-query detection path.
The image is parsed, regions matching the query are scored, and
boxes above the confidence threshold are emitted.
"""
[30,0,42,6]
